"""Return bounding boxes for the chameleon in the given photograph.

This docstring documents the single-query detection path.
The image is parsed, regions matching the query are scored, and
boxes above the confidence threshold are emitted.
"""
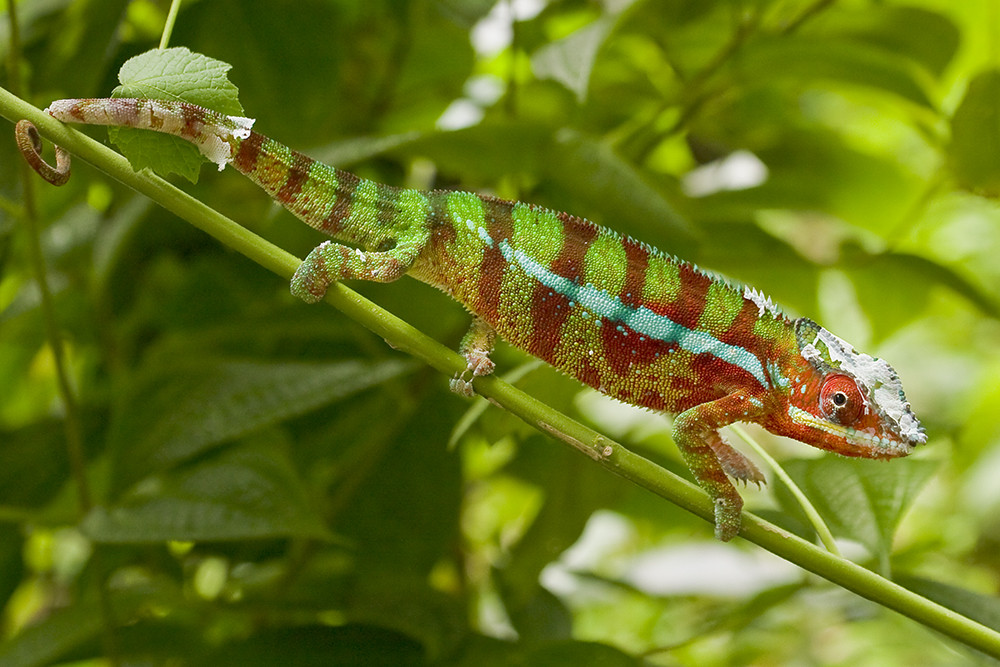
[40,97,926,541]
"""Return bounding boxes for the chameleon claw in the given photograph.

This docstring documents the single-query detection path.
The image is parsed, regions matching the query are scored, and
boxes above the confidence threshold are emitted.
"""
[449,375,476,397]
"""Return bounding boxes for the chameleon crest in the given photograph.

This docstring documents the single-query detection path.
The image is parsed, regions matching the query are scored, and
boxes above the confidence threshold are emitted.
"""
[42,97,925,540]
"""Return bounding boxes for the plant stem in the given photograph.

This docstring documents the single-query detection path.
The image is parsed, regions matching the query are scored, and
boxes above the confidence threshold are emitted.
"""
[3,88,1000,658]
[731,424,840,555]
[2,8,120,662]
[159,0,184,50]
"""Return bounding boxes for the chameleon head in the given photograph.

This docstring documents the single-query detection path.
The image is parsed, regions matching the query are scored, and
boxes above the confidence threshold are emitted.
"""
[773,318,926,458]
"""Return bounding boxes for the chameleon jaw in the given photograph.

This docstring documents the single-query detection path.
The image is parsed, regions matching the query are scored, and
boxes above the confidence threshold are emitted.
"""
[786,405,915,458]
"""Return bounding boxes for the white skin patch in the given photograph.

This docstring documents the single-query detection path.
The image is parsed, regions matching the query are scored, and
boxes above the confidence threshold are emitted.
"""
[199,115,256,171]
[808,326,925,445]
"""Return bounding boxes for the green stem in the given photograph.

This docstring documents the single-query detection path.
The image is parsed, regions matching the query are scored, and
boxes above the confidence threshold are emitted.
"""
[159,0,184,50]
[3,88,1000,659]
[2,8,120,662]
[6,1,92,519]
[731,424,840,555]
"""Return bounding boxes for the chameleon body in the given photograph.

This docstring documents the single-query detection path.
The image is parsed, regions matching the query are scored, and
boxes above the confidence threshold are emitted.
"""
[45,98,926,540]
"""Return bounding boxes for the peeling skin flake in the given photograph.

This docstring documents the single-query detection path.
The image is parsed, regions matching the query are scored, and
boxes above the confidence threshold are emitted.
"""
[229,115,255,139]
[200,115,256,170]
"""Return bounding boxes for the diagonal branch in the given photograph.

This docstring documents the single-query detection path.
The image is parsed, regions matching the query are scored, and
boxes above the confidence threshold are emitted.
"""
[2,86,999,658]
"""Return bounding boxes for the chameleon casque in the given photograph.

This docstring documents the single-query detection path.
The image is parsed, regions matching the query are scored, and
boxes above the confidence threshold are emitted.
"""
[43,97,926,541]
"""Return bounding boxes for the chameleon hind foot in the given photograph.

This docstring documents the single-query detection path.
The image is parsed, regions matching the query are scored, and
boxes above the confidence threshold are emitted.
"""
[291,240,417,303]
[449,316,497,397]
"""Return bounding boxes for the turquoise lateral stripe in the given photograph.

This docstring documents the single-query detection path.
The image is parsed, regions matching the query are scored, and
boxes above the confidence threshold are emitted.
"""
[497,239,769,387]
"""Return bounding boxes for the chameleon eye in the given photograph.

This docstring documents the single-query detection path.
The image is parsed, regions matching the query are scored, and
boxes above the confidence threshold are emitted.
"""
[819,374,865,425]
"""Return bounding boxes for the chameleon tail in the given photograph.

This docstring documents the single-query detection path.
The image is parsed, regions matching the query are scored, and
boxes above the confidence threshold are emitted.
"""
[45,98,405,241]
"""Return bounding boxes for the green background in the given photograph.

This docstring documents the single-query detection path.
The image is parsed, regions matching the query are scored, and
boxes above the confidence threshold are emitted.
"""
[2,0,1000,664]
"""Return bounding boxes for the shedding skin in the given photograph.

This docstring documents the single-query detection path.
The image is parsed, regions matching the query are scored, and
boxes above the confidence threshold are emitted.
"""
[40,98,927,540]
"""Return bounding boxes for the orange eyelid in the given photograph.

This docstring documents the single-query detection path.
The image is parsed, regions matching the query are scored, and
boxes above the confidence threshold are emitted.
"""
[819,374,864,424]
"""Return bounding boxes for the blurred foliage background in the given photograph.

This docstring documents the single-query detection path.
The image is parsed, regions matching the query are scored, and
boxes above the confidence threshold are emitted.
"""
[2,0,1000,664]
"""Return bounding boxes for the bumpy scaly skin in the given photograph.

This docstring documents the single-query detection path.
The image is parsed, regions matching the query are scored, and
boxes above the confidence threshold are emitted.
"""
[46,98,927,540]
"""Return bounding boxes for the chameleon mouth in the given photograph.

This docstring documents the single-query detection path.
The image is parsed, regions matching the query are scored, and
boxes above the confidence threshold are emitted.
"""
[787,405,916,458]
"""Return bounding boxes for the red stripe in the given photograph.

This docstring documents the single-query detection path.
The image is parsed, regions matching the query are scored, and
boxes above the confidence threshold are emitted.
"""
[600,320,671,377]
[641,262,711,332]
[233,130,265,173]
[276,152,312,206]
[319,169,360,234]
[620,237,649,309]
[526,211,599,360]
[720,301,762,349]
[474,197,515,320]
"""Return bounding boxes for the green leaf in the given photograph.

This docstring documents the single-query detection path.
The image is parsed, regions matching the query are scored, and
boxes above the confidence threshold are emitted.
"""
[192,625,424,667]
[533,17,615,103]
[449,635,641,667]
[776,457,938,567]
[345,571,468,660]
[84,440,330,542]
[738,36,935,108]
[696,127,922,236]
[808,6,959,78]
[522,640,641,667]
[0,526,24,614]
[846,248,1000,338]
[501,445,621,614]
[335,391,463,575]
[949,69,1000,198]
[109,47,244,183]
[897,575,1000,632]
[0,597,104,667]
[545,129,695,248]
[110,357,414,494]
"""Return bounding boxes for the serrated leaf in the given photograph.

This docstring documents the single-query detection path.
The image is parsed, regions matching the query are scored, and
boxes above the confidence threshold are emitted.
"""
[84,441,330,543]
[109,47,245,183]
[114,47,244,112]
[110,357,414,494]
[949,69,1000,198]
[778,457,937,567]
